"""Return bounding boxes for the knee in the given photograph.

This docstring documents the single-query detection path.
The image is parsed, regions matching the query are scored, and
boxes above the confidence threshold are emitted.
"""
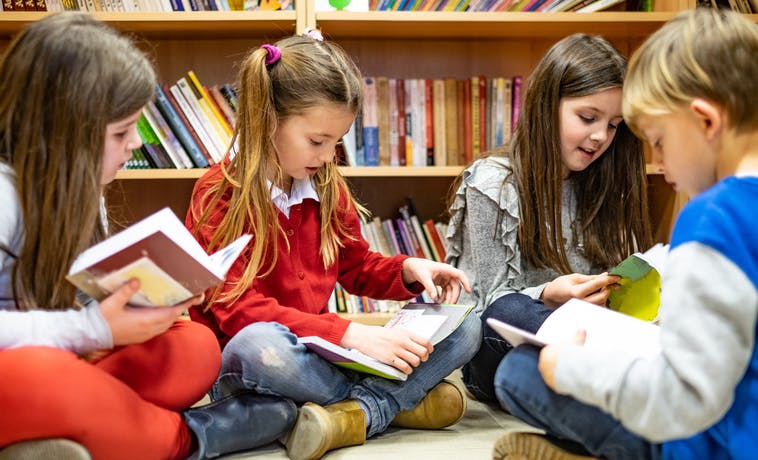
[493,346,541,410]
[483,293,535,320]
[222,322,295,368]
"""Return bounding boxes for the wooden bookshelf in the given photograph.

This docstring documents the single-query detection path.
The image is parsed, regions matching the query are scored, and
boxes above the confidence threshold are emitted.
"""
[5,5,736,247]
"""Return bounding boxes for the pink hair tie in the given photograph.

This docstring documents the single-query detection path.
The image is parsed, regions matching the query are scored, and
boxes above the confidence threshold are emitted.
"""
[260,44,281,66]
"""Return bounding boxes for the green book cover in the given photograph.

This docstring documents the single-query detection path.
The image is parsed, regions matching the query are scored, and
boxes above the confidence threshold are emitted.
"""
[608,243,668,322]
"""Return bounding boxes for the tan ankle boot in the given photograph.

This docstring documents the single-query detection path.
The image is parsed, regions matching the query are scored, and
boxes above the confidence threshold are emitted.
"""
[391,379,466,429]
[284,400,366,460]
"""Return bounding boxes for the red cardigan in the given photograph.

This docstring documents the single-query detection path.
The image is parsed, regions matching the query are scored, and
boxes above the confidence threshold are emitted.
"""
[186,165,423,347]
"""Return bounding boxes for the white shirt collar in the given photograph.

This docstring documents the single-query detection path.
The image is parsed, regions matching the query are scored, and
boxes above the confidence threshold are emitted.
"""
[268,177,320,218]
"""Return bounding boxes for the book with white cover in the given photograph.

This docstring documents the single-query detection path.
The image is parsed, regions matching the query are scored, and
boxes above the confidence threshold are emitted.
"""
[67,207,251,307]
[300,302,474,380]
[487,298,661,358]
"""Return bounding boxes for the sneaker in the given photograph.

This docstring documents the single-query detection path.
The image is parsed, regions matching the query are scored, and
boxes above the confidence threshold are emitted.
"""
[391,379,466,429]
[0,439,91,460]
[493,432,598,460]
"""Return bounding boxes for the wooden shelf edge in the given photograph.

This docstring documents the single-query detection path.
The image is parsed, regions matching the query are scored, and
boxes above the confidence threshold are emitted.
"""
[315,11,681,39]
[115,163,663,180]
[0,11,298,38]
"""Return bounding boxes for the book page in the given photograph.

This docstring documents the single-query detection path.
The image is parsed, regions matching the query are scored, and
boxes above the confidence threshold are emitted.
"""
[538,299,661,358]
[385,311,447,341]
[97,256,193,307]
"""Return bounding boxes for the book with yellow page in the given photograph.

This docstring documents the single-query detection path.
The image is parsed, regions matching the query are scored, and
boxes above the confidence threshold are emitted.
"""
[67,208,250,307]
[607,243,668,322]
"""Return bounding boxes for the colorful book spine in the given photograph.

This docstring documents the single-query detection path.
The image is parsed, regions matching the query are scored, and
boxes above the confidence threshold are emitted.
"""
[153,85,209,168]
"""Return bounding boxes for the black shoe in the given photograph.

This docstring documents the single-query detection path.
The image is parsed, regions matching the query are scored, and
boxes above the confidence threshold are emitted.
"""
[184,391,297,459]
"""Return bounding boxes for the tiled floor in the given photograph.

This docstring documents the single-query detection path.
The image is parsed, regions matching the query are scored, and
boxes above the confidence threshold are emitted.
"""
[221,371,542,460]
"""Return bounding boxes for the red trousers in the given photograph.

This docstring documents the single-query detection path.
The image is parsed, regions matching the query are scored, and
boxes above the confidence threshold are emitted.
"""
[0,320,221,460]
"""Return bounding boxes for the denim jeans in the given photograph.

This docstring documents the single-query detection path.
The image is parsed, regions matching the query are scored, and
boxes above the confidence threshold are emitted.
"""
[212,313,481,438]
[494,345,661,460]
[462,293,552,401]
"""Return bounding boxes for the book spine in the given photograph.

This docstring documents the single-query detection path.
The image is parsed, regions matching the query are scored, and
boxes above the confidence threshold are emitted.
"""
[376,76,391,166]
[145,101,194,168]
[154,85,209,168]
[362,77,379,166]
[170,83,224,163]
[432,78,446,167]
[179,76,232,150]
[187,70,233,135]
[511,75,522,132]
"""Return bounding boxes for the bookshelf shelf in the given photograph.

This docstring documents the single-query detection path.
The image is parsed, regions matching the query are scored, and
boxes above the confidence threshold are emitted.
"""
[114,163,663,180]
[314,11,679,40]
[0,11,299,39]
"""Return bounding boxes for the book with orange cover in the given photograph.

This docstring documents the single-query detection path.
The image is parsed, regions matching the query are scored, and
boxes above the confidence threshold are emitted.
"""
[424,218,447,261]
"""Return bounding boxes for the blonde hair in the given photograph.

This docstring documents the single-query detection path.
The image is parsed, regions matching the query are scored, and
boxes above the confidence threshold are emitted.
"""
[0,12,155,310]
[190,35,365,306]
[624,8,758,136]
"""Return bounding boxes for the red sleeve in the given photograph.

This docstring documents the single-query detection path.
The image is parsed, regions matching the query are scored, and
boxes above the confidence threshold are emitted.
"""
[185,166,351,345]
[335,192,425,300]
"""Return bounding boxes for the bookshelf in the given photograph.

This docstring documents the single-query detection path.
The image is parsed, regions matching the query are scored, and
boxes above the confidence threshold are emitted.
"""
[4,6,753,323]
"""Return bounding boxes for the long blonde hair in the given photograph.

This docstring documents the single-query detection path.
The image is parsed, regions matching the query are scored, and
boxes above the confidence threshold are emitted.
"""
[190,35,365,306]
[0,12,155,310]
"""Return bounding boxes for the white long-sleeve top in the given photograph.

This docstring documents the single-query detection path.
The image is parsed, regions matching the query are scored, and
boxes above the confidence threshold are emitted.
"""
[0,162,112,354]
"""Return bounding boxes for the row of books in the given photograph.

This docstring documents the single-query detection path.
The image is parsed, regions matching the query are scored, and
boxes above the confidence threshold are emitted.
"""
[697,0,757,13]
[0,0,291,11]
[342,75,521,168]
[127,73,238,170]
[125,72,524,170]
[328,198,449,314]
[367,0,642,11]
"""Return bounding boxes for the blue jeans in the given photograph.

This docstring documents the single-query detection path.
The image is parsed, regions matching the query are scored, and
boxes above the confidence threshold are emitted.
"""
[495,345,662,460]
[462,293,552,401]
[212,314,481,438]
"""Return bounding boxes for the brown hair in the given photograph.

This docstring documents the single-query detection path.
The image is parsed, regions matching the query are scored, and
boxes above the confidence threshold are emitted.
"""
[448,34,651,274]
[0,12,156,310]
[190,34,365,306]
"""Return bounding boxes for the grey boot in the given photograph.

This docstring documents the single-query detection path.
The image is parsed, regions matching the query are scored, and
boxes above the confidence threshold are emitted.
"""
[184,391,297,460]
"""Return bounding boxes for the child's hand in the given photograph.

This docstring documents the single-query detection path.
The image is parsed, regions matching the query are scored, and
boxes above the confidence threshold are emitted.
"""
[341,322,433,375]
[541,273,619,309]
[98,279,203,346]
[401,258,471,303]
[538,329,586,390]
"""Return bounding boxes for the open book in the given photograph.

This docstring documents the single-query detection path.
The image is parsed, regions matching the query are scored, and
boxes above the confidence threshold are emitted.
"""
[300,302,474,380]
[607,243,668,322]
[67,207,251,307]
[487,298,661,358]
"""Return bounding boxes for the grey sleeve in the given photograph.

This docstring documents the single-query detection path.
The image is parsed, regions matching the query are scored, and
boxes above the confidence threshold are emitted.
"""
[0,304,114,355]
[455,186,521,311]
[555,242,756,441]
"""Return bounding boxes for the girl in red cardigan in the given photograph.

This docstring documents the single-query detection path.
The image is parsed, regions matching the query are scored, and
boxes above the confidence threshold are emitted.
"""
[186,32,482,460]
[0,13,295,460]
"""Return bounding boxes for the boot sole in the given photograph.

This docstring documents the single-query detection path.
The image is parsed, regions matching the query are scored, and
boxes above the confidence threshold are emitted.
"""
[285,403,333,460]
[0,439,91,460]
[493,432,598,460]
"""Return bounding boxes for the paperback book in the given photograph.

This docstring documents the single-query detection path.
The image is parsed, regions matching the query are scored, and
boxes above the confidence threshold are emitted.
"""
[67,207,251,307]
[300,302,474,380]
[487,298,661,358]
[607,243,668,321]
